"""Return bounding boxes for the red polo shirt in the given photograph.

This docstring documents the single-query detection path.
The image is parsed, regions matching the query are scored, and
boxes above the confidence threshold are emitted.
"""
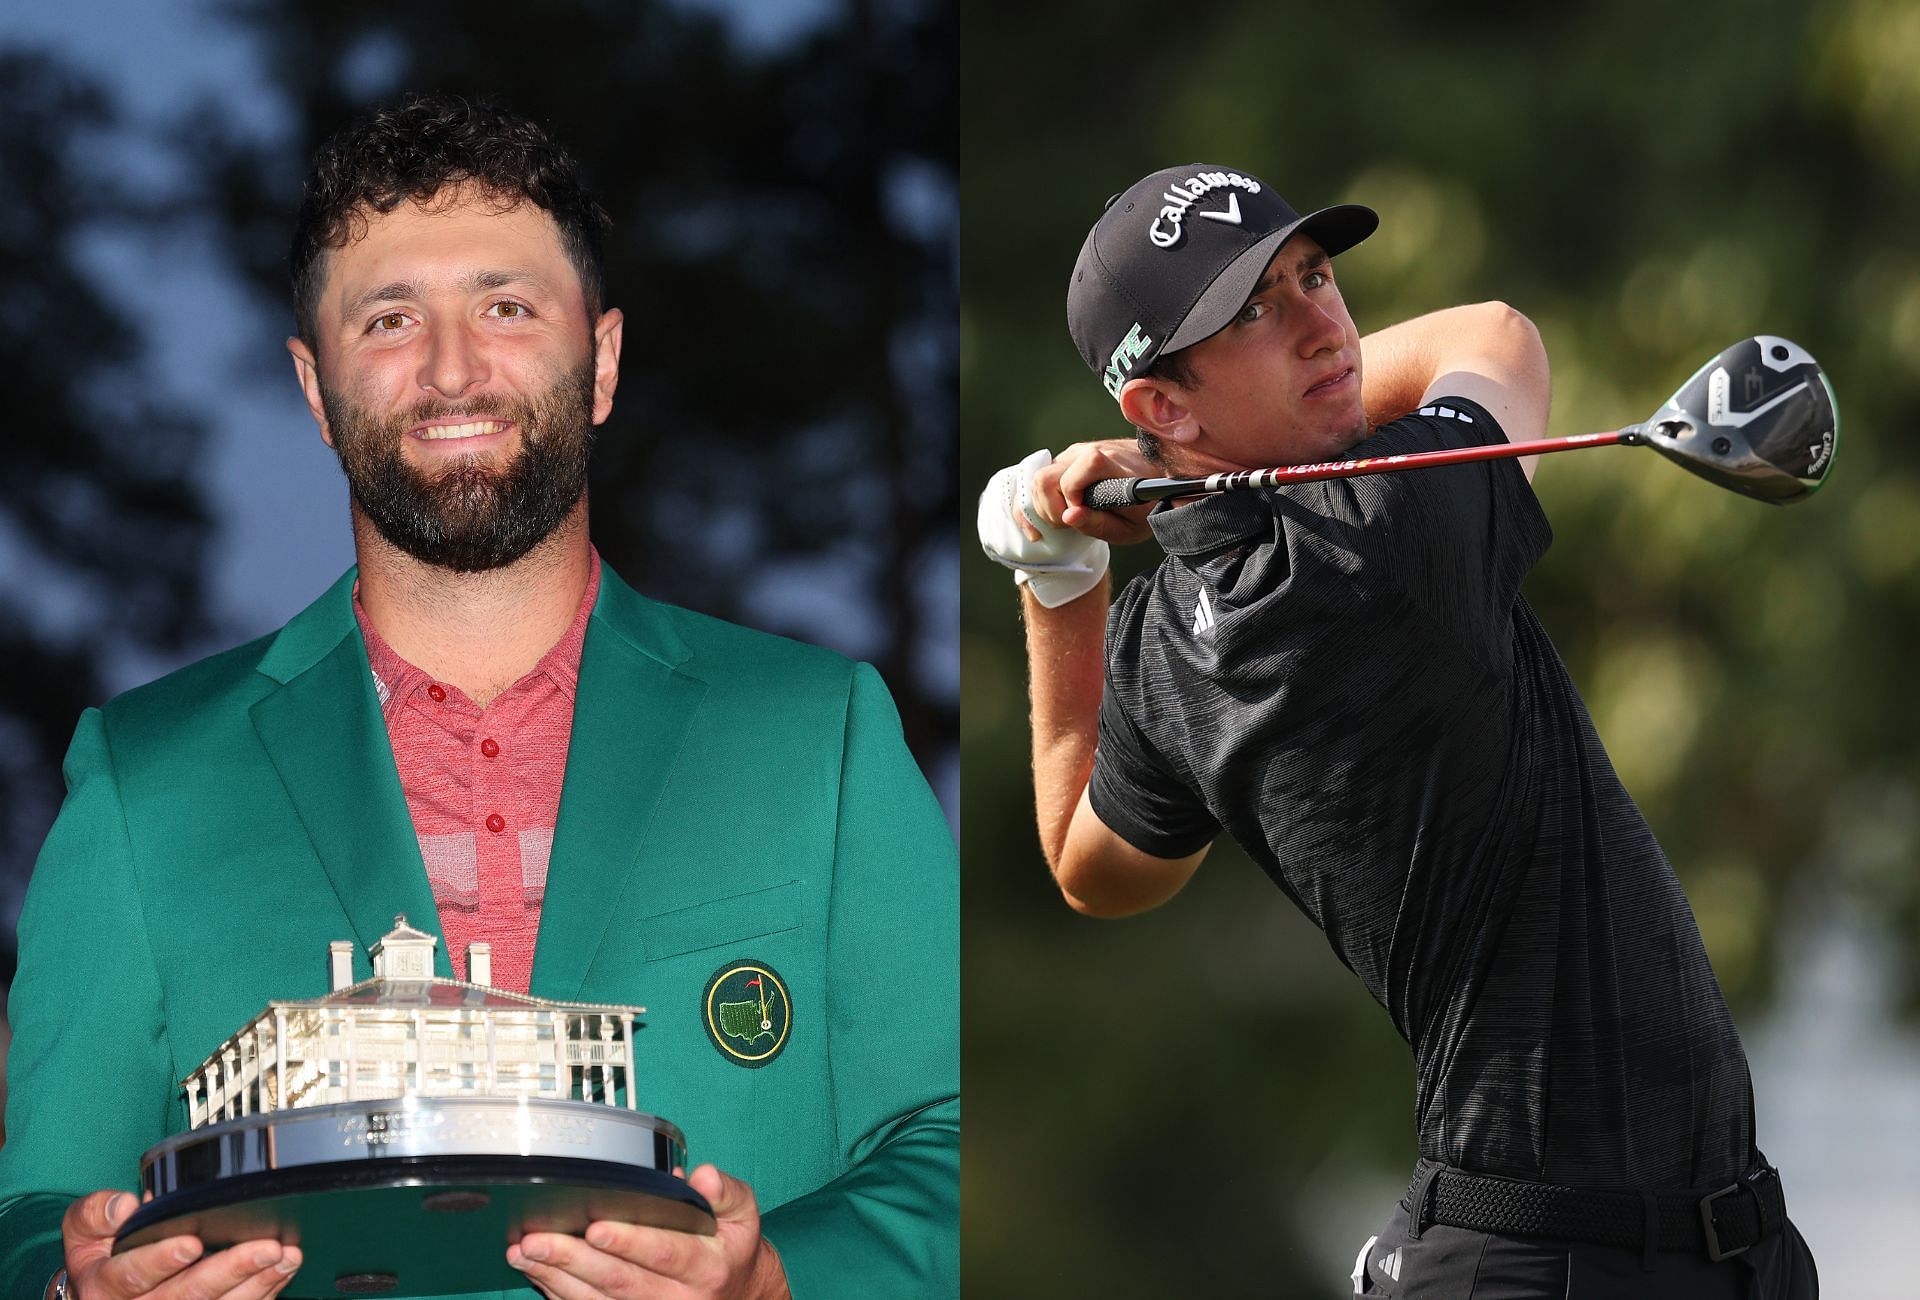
[354,553,600,994]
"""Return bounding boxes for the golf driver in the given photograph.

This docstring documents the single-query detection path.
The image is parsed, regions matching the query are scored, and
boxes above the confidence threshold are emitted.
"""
[1082,335,1838,510]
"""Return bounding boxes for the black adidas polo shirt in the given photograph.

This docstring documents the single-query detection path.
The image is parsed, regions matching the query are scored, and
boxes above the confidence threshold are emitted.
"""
[1090,397,1755,1189]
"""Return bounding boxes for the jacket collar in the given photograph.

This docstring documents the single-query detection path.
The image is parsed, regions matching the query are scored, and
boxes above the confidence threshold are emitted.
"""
[253,561,697,685]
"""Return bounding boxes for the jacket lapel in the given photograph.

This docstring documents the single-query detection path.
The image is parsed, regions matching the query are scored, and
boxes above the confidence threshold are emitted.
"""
[249,570,447,975]
[533,567,708,1000]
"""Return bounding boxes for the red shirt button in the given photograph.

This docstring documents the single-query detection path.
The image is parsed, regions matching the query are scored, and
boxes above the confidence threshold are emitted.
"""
[485,813,506,834]
[480,738,500,758]
[427,684,447,702]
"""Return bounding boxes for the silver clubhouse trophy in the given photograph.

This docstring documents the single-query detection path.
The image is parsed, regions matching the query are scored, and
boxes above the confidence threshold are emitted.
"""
[113,917,713,1298]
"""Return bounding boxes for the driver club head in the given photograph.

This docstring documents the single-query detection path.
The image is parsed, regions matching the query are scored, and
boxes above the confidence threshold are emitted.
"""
[1624,336,1839,504]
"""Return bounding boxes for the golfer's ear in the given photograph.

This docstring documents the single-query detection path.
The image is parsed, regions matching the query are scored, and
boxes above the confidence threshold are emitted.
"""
[287,337,333,447]
[590,307,623,427]
[1119,377,1199,450]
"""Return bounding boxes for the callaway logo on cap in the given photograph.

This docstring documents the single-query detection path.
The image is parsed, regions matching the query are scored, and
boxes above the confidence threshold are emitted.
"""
[1066,163,1379,400]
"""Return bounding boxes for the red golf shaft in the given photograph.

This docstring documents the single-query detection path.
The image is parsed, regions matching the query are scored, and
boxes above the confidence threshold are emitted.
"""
[1086,430,1632,507]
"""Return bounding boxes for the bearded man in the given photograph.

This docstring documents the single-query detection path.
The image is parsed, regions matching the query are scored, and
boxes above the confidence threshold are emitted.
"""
[0,96,957,1300]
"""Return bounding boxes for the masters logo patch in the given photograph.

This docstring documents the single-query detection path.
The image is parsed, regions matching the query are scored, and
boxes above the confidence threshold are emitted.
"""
[702,959,791,1068]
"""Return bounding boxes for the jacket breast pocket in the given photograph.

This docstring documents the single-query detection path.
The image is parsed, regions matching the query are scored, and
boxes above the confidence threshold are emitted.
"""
[638,880,802,962]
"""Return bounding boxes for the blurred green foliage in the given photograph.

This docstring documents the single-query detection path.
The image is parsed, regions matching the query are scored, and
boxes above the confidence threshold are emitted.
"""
[962,0,1919,1292]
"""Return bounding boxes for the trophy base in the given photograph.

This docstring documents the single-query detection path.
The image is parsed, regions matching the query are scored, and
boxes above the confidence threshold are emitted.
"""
[118,1098,713,1297]
[117,1153,715,1297]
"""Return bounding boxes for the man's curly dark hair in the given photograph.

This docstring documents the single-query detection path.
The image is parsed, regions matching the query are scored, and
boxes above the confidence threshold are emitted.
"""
[290,94,612,346]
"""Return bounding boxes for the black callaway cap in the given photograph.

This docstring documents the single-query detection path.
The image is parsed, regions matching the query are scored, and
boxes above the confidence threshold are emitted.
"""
[1067,163,1378,400]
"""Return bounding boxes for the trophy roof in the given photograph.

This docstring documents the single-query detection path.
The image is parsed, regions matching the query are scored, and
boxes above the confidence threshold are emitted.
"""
[268,974,645,1015]
[374,916,437,944]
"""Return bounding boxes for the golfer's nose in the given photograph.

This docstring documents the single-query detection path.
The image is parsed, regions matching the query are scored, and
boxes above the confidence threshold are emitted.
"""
[418,318,489,399]
[1296,299,1345,358]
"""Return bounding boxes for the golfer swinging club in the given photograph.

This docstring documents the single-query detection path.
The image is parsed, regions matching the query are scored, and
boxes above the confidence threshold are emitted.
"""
[979,163,1820,1298]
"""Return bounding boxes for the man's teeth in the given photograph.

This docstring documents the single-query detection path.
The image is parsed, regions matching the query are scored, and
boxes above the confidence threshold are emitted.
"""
[415,421,509,440]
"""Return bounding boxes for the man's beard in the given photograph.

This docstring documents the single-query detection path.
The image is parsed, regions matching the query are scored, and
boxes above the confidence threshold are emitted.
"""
[321,360,597,573]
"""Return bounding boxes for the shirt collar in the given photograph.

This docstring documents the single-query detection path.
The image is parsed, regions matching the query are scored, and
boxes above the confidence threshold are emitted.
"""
[1147,491,1277,557]
[537,549,599,702]
[353,548,602,708]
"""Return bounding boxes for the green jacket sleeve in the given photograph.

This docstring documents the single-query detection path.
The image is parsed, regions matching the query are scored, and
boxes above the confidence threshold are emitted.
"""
[758,665,959,1299]
[0,709,176,1292]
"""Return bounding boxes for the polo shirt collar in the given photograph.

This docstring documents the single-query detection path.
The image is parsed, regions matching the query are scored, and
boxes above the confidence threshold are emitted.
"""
[353,548,602,708]
[1147,491,1276,558]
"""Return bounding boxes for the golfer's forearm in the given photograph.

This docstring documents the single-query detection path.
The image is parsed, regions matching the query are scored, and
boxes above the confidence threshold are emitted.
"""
[1360,302,1536,425]
[1022,577,1108,873]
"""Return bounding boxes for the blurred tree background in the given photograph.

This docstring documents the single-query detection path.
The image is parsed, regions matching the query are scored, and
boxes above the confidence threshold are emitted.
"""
[962,0,1919,1294]
[0,0,955,1001]
[0,50,218,986]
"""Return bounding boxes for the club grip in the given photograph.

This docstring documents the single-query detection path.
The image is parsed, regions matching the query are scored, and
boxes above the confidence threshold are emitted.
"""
[1083,478,1141,511]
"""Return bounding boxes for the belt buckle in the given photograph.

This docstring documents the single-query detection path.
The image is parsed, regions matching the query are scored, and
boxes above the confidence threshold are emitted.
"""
[1698,1183,1750,1262]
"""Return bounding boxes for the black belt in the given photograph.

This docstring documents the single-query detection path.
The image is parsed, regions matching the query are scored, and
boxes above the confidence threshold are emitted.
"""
[1404,1159,1789,1263]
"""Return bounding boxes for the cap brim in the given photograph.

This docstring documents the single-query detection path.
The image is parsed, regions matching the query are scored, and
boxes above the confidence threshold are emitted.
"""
[1161,204,1379,355]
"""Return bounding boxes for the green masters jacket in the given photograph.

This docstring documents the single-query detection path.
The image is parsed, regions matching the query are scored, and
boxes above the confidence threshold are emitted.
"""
[0,564,958,1299]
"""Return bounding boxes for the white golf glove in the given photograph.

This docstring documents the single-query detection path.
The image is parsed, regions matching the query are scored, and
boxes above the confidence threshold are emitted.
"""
[977,448,1110,609]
